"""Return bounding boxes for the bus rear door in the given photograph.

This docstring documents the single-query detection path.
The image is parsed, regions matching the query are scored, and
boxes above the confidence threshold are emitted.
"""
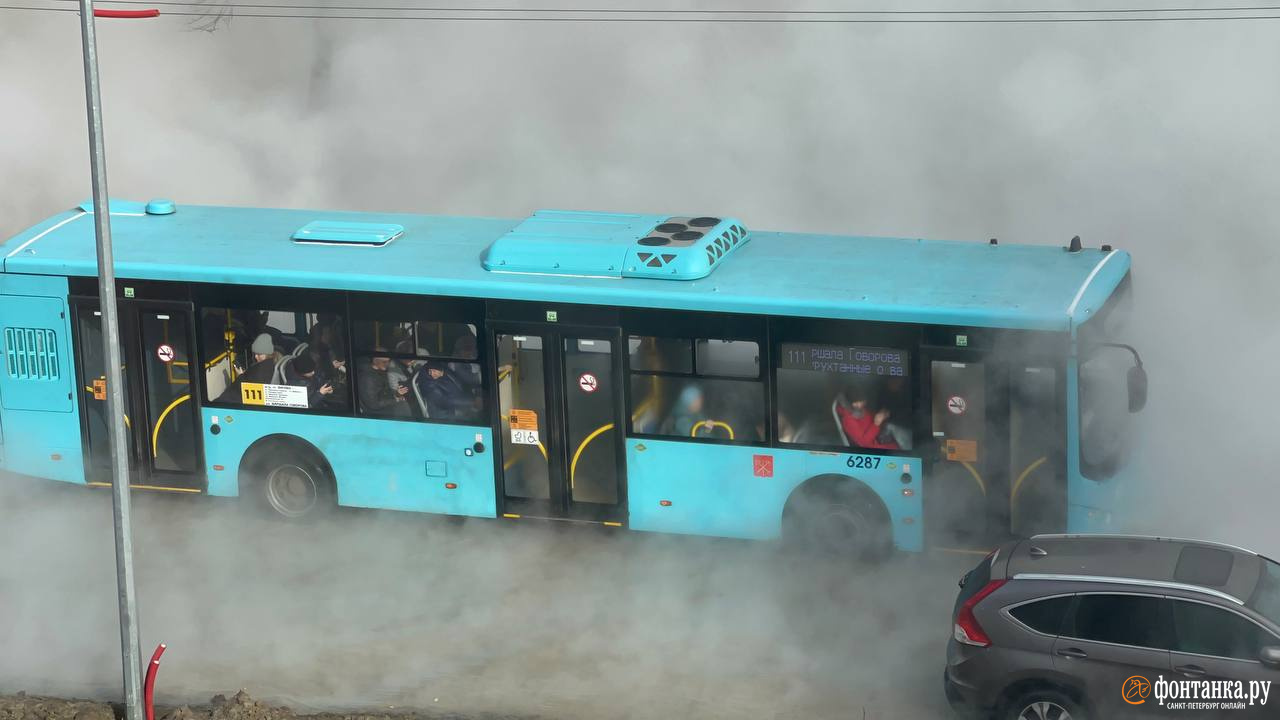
[73,296,204,492]
[489,323,626,524]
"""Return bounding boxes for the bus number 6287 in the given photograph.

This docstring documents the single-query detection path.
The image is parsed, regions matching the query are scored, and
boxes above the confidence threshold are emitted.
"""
[846,455,881,470]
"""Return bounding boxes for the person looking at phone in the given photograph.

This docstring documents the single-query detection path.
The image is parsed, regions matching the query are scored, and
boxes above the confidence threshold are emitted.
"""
[360,351,411,417]
[285,352,337,409]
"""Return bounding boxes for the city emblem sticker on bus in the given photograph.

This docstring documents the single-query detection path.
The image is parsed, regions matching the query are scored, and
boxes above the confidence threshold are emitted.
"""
[240,382,309,409]
[509,408,540,445]
[156,343,176,364]
[753,454,774,478]
[578,372,598,393]
[947,395,967,415]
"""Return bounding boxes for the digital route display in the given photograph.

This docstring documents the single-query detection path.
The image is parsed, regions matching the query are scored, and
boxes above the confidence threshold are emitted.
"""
[779,343,909,377]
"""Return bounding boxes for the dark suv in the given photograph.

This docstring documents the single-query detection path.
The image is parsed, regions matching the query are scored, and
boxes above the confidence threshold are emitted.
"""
[944,534,1280,719]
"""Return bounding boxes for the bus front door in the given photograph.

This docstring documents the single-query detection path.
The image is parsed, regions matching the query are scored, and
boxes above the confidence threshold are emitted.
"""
[74,299,204,492]
[923,352,1066,549]
[491,327,626,524]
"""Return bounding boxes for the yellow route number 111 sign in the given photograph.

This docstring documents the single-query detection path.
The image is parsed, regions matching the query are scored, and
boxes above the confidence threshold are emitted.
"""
[240,382,309,409]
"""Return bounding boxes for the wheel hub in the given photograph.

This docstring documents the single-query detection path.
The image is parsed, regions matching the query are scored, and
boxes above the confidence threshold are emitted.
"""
[265,464,317,518]
[1017,700,1072,720]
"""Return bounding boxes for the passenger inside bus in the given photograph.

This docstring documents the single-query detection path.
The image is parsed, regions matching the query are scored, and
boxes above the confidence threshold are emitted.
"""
[358,352,412,418]
[283,352,336,409]
[834,391,901,450]
[414,360,482,422]
[449,334,482,389]
[663,385,705,436]
[217,333,278,403]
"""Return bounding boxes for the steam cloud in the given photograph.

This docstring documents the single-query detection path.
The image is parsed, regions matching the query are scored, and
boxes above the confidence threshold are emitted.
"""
[2,4,1279,717]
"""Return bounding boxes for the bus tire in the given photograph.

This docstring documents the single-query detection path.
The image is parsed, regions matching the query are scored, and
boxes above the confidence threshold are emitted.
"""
[239,437,335,521]
[782,476,892,562]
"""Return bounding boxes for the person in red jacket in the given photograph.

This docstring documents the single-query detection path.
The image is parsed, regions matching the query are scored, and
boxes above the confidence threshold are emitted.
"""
[836,396,900,450]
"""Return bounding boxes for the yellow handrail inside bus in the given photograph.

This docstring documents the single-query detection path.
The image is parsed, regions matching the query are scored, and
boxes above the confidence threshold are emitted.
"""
[691,419,735,440]
[960,461,987,497]
[203,351,230,370]
[151,393,191,457]
[569,422,614,489]
[1010,455,1048,508]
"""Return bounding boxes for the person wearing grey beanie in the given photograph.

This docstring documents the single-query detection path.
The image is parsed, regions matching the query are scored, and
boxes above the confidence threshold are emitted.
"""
[217,332,279,403]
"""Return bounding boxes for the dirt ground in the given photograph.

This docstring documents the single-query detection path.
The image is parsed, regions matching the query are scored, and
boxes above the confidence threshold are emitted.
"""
[0,691,544,720]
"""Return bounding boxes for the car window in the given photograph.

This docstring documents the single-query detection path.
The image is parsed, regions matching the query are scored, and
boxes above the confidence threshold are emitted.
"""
[1172,600,1278,661]
[1247,558,1280,628]
[1009,596,1074,636]
[1064,594,1174,650]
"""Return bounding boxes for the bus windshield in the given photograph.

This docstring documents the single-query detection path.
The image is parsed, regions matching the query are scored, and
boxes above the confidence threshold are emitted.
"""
[1248,557,1280,629]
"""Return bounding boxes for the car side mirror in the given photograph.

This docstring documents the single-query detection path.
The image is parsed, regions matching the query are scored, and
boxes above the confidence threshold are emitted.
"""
[1261,646,1280,668]
[1127,364,1148,413]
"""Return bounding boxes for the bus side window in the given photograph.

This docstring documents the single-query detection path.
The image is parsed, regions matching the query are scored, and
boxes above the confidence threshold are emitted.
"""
[351,317,484,424]
[775,342,912,451]
[199,305,350,411]
[628,335,764,443]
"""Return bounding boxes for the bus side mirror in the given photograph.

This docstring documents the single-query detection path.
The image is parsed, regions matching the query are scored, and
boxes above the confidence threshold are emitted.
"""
[1260,646,1280,668]
[1127,365,1147,413]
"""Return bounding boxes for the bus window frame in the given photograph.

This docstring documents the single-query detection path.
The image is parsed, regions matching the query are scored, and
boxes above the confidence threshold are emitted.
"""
[622,309,770,448]
[768,316,922,456]
[348,292,488,427]
[194,285,356,417]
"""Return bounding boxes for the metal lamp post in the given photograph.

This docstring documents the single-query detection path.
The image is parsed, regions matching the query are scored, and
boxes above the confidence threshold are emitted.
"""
[74,5,159,720]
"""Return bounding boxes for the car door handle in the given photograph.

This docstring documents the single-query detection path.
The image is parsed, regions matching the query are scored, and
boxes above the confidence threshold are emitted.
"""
[1175,664,1207,678]
[1056,647,1088,659]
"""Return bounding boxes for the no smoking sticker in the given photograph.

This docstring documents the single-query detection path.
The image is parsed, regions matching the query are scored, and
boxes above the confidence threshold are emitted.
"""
[947,395,967,415]
[156,344,176,363]
[578,372,598,393]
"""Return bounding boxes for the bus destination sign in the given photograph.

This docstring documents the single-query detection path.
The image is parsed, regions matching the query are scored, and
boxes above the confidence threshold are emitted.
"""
[779,343,909,377]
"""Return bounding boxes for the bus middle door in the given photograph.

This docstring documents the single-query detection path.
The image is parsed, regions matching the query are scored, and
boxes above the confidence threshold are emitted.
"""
[490,325,626,525]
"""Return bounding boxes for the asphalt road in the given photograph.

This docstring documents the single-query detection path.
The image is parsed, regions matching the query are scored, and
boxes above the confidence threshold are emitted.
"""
[0,473,971,719]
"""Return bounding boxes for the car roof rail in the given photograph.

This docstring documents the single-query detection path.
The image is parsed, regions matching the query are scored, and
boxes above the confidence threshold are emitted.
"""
[1027,533,1259,556]
[1011,573,1245,605]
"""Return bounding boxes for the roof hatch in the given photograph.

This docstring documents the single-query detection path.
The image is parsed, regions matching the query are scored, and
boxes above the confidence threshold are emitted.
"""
[292,220,403,247]
[483,209,749,280]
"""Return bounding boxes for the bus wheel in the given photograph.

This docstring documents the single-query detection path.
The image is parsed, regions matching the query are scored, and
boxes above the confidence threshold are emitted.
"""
[783,479,891,561]
[240,440,334,521]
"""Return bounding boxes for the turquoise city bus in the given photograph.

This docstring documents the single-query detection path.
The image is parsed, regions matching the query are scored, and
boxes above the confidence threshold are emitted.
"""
[0,200,1145,554]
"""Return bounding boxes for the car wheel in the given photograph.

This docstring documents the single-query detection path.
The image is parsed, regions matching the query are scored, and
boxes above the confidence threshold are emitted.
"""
[1004,688,1084,720]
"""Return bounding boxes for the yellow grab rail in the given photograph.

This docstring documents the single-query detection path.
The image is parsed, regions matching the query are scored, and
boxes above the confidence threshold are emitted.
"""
[569,423,614,489]
[691,419,735,440]
[151,394,191,457]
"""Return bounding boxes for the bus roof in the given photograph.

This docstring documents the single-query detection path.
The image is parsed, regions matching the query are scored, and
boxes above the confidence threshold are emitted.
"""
[1,201,1130,332]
